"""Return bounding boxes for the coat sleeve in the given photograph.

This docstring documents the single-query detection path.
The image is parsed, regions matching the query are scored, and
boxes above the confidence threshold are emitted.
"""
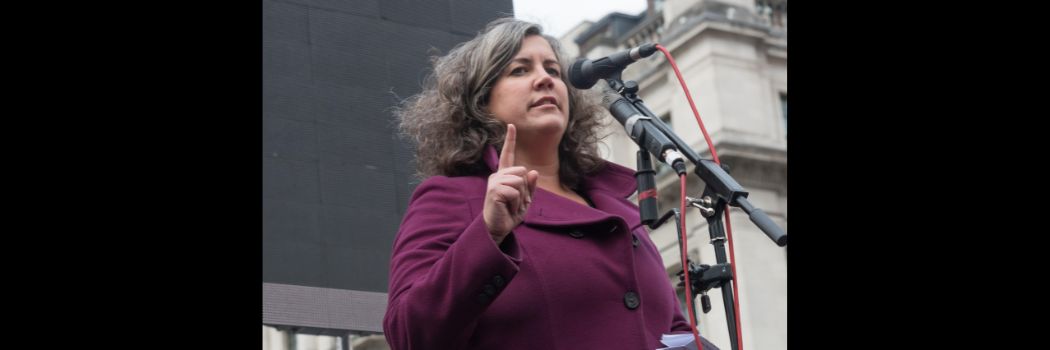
[383,177,523,350]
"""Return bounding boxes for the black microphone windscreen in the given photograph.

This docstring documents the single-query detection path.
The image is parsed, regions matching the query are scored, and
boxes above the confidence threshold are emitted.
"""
[569,58,595,89]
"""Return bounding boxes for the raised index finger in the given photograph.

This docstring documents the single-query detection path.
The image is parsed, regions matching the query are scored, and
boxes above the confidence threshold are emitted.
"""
[499,124,516,169]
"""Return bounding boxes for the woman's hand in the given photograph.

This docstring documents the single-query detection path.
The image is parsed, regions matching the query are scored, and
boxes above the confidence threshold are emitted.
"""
[483,124,539,245]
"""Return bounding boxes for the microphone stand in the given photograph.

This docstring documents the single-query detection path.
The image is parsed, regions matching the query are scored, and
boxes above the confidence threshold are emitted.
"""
[613,75,787,350]
[607,76,786,247]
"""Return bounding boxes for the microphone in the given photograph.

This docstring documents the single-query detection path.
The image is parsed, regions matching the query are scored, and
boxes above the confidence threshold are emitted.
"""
[569,43,658,89]
[603,92,687,175]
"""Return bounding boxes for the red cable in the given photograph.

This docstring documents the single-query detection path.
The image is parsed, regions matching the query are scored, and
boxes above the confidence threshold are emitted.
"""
[656,45,719,162]
[678,174,703,350]
[657,44,744,350]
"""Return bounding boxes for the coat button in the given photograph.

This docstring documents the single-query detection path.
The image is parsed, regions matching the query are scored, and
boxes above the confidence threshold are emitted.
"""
[632,235,639,247]
[623,291,640,310]
[483,284,496,296]
[492,275,505,288]
[477,292,491,304]
[568,229,585,239]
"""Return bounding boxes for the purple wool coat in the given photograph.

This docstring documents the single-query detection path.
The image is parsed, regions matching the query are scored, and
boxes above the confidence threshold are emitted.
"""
[384,145,719,350]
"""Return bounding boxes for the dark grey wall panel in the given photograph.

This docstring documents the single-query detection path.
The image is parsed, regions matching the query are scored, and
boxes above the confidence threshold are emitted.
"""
[263,0,514,332]
[324,244,395,291]
[263,239,325,286]
[264,40,312,82]
[379,0,451,32]
[311,81,394,127]
[264,0,310,44]
[264,75,313,121]
[263,157,319,204]
[318,154,395,211]
[316,124,390,170]
[319,205,398,248]
[392,137,415,174]
[311,0,380,18]
[264,116,318,161]
[450,0,515,35]
[383,22,455,95]
[310,9,386,52]
[264,200,321,244]
[310,45,387,88]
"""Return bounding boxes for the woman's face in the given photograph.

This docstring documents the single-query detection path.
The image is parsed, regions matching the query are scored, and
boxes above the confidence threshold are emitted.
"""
[487,35,570,139]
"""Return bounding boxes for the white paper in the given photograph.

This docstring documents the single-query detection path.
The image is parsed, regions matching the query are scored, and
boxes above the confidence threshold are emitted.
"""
[656,333,698,350]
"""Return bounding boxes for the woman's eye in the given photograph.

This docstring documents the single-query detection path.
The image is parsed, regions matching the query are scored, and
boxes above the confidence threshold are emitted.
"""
[510,67,526,75]
[547,68,561,77]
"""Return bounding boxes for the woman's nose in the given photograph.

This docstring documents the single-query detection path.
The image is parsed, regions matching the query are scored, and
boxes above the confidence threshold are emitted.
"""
[534,72,555,90]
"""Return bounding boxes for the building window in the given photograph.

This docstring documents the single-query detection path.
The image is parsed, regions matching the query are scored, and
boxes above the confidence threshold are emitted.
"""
[779,92,787,137]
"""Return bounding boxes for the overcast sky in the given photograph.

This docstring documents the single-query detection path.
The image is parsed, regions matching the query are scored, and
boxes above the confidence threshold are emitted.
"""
[512,0,648,39]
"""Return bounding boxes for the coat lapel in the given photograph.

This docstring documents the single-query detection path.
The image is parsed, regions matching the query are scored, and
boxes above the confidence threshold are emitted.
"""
[482,145,640,230]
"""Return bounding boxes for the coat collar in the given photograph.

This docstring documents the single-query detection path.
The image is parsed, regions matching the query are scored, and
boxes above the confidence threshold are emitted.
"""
[482,145,639,229]
[482,145,636,198]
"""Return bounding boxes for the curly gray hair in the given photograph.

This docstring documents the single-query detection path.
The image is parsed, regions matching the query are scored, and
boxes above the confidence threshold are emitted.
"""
[395,17,608,189]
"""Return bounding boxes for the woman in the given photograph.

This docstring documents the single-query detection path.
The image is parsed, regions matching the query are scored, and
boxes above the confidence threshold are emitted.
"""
[384,18,719,350]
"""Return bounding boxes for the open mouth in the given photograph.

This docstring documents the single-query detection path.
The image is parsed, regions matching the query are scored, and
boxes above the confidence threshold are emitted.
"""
[530,96,559,109]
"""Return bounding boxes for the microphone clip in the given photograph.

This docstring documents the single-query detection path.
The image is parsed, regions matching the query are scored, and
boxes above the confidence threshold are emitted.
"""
[676,259,734,314]
[623,115,651,140]
[686,196,716,218]
[606,79,639,96]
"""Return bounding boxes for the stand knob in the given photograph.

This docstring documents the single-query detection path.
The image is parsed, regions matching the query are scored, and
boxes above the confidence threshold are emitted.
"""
[687,196,716,217]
